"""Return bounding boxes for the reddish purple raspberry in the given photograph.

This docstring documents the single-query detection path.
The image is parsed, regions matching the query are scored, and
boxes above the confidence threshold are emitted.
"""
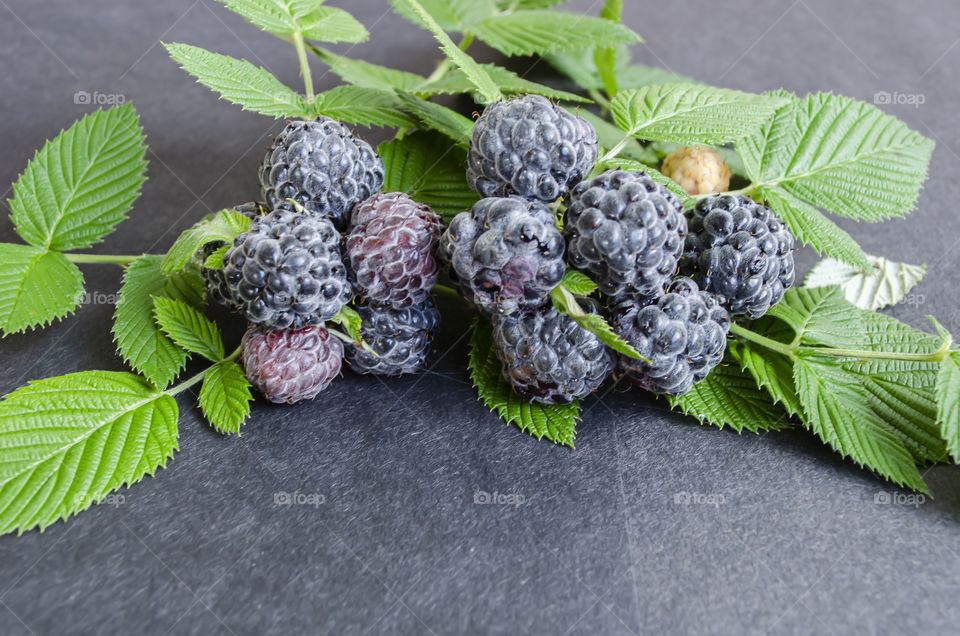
[346,192,442,309]
[241,325,343,403]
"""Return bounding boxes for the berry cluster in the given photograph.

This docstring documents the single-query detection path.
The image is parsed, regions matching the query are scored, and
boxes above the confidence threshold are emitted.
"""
[208,117,442,403]
[441,96,797,401]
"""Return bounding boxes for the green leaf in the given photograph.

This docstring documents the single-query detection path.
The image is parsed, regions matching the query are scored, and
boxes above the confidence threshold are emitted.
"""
[472,11,640,57]
[310,46,425,90]
[728,334,802,417]
[610,84,787,146]
[0,371,178,535]
[793,354,928,493]
[395,92,475,146]
[759,186,870,269]
[10,104,147,251]
[392,0,496,31]
[496,0,566,9]
[468,320,580,447]
[204,244,229,269]
[378,131,478,222]
[164,43,309,119]
[391,0,502,104]
[937,351,960,463]
[668,359,790,433]
[581,111,659,165]
[559,270,598,296]
[311,85,419,128]
[113,255,195,389]
[737,92,934,222]
[199,361,252,435]
[547,49,698,92]
[153,297,224,362]
[804,254,926,311]
[331,305,363,343]
[595,157,694,206]
[218,0,369,43]
[549,285,645,360]
[420,64,589,103]
[162,209,252,275]
[0,244,84,335]
[593,0,623,96]
[766,286,864,349]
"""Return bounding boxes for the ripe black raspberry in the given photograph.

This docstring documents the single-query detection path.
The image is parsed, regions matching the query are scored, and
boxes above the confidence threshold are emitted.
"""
[610,277,729,396]
[222,208,351,329]
[241,325,343,403]
[467,95,598,202]
[565,170,687,298]
[439,196,565,315]
[203,202,265,309]
[259,117,385,230]
[344,299,440,376]
[345,192,442,309]
[680,194,796,318]
[492,306,614,404]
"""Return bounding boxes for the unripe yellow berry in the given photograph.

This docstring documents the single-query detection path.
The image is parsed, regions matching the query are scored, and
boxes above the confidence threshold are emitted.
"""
[661,146,731,195]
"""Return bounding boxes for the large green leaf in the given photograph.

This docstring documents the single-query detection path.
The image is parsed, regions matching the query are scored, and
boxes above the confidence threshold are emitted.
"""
[311,86,419,128]
[0,371,178,535]
[113,255,198,389]
[937,351,960,463]
[471,10,640,56]
[0,244,84,335]
[153,297,224,362]
[468,320,580,447]
[10,104,147,251]
[728,337,802,418]
[379,131,478,222]
[165,43,309,119]
[766,286,864,349]
[610,84,786,146]
[738,93,934,222]
[217,0,369,42]
[669,360,790,433]
[805,254,926,311]
[199,361,252,435]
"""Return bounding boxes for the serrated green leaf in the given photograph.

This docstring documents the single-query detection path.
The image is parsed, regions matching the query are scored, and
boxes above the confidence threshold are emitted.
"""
[310,46,426,90]
[218,0,369,43]
[593,0,622,96]
[0,371,178,535]
[162,209,252,275]
[547,49,698,93]
[199,361,252,435]
[204,244,229,269]
[559,270,598,296]
[391,0,501,104]
[378,131,478,222]
[113,255,193,389]
[937,351,960,463]
[759,186,870,269]
[472,11,640,57]
[793,354,928,493]
[311,85,419,128]
[165,43,309,119]
[468,320,580,447]
[610,84,787,146]
[153,296,224,362]
[668,359,790,433]
[728,333,802,418]
[395,92,475,146]
[549,285,644,360]
[805,254,926,311]
[738,92,934,222]
[419,64,589,103]
[766,286,864,349]
[0,244,84,336]
[331,305,363,343]
[393,0,496,31]
[10,104,147,251]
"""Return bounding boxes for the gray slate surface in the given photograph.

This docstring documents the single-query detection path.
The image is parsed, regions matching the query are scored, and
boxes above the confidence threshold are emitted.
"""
[1,1,960,634]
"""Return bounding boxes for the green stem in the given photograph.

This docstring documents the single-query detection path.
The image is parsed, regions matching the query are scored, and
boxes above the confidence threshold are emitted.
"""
[164,345,242,396]
[422,34,474,86]
[293,30,314,102]
[599,134,632,164]
[432,283,471,304]
[588,88,612,111]
[64,253,143,266]
[729,323,795,359]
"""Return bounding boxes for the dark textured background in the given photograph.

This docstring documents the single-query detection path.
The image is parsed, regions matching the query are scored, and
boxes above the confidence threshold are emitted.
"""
[1,1,959,634]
